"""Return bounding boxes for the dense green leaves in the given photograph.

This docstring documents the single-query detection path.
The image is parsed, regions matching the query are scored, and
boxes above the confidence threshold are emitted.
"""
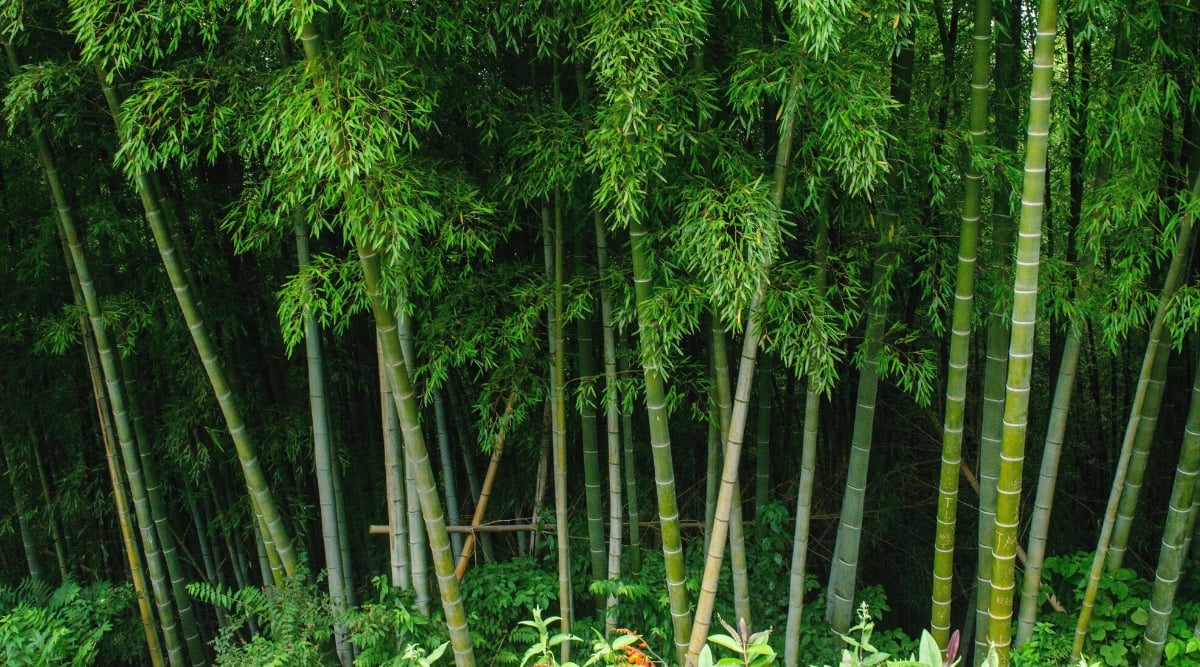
[2,0,1200,665]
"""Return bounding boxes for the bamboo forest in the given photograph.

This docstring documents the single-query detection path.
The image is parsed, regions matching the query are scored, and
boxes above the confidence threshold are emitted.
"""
[2,0,1199,666]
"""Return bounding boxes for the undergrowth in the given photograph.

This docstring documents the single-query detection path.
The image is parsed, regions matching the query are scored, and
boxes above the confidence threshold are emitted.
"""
[0,578,139,666]
[8,520,1198,667]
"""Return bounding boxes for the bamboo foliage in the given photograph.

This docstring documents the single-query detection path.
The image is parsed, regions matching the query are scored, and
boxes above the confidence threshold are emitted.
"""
[1071,170,1200,662]
[288,16,475,665]
[584,1,709,654]
[3,3,1200,666]
[86,66,300,579]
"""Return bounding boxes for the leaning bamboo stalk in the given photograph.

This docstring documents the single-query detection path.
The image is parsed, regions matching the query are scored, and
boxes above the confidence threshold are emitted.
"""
[1071,170,1200,662]
[688,60,804,665]
[710,321,752,626]
[1136,346,1200,667]
[455,388,518,580]
[6,42,163,662]
[96,70,298,577]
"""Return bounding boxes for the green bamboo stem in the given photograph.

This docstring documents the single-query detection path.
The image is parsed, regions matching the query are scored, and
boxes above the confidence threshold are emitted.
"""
[630,215,692,660]
[450,380,496,564]
[95,405,164,667]
[685,281,768,665]
[359,244,473,666]
[784,216,828,667]
[454,388,516,581]
[753,355,774,517]
[617,331,643,574]
[704,398,721,556]
[1136,347,1200,667]
[594,211,625,635]
[972,0,1019,656]
[987,0,1057,661]
[97,72,298,577]
[252,493,284,588]
[187,493,230,629]
[120,357,207,667]
[296,225,352,666]
[826,251,889,634]
[434,388,465,559]
[931,0,991,646]
[380,334,411,590]
[32,446,69,581]
[578,309,607,605]
[1071,170,1200,662]
[1014,329,1081,646]
[1108,337,1171,573]
[55,137,186,665]
[1,436,42,582]
[330,436,355,608]
[686,58,804,664]
[548,195,573,657]
[10,41,161,658]
[1016,23,1129,643]
[397,309,432,615]
[710,321,752,626]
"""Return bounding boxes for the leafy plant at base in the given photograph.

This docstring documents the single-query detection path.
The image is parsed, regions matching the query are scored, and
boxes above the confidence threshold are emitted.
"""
[587,576,664,651]
[1162,634,1200,665]
[188,575,334,666]
[746,502,795,632]
[348,575,450,667]
[1012,551,1200,666]
[517,607,581,667]
[808,603,984,667]
[459,557,558,662]
[698,617,775,667]
[0,578,137,667]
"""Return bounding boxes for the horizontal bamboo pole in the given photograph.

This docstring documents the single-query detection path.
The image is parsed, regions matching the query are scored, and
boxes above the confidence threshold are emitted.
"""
[368,520,729,535]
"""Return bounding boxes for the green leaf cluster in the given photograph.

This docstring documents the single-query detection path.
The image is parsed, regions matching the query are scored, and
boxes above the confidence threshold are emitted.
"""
[0,578,137,667]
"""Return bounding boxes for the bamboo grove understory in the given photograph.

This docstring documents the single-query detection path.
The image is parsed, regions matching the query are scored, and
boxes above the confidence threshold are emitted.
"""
[0,1,1199,667]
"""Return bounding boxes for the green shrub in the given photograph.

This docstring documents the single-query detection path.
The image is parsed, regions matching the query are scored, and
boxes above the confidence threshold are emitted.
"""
[189,576,334,666]
[0,578,137,667]
[1012,551,1200,667]
[460,556,559,663]
[348,575,449,666]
